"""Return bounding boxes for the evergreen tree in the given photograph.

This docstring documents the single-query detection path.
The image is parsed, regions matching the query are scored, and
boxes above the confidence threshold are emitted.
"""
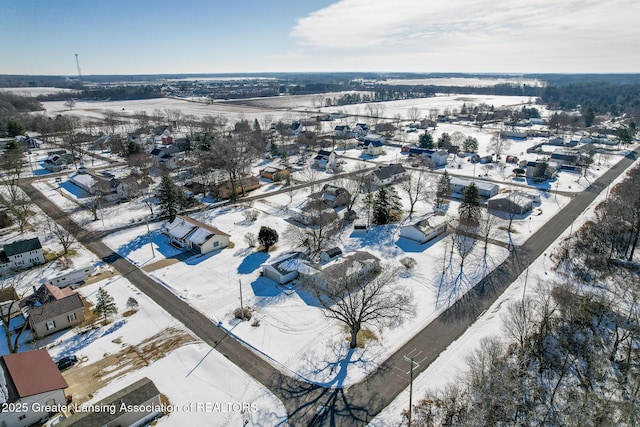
[459,183,481,224]
[258,226,278,251]
[94,287,117,325]
[436,170,451,208]
[437,132,451,150]
[126,297,139,311]
[373,186,402,224]
[6,118,25,137]
[419,131,434,149]
[463,136,479,153]
[156,175,186,222]
[534,161,549,181]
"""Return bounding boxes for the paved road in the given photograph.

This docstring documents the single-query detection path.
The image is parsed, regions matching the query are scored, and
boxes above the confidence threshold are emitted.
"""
[20,147,638,426]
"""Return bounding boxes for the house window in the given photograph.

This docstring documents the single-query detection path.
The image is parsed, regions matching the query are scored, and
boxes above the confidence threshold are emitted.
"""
[68,313,77,322]
[213,241,219,247]
[19,415,26,420]
[46,320,56,330]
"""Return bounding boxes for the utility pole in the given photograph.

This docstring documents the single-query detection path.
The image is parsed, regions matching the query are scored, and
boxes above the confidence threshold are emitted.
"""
[75,54,82,80]
[403,353,422,427]
[145,216,155,258]
[239,279,245,321]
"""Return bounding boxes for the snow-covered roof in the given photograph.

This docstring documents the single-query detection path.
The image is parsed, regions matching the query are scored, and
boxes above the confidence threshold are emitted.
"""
[409,214,450,232]
[187,228,214,245]
[164,218,197,240]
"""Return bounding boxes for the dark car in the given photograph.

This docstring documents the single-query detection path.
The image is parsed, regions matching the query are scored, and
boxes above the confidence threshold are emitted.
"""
[56,355,78,370]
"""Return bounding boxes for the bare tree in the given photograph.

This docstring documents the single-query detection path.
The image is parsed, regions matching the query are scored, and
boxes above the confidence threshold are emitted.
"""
[407,106,421,123]
[64,99,76,110]
[400,169,433,218]
[47,219,76,255]
[302,266,414,348]
[286,199,340,258]
[0,273,28,353]
[488,133,512,160]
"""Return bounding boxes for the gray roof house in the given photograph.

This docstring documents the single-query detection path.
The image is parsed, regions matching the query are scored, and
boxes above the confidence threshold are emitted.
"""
[0,237,45,274]
[371,164,408,187]
[25,285,84,339]
[57,377,161,427]
[299,251,381,289]
[449,176,500,199]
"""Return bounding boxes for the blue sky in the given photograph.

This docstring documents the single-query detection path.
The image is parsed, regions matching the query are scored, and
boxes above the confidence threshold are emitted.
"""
[2,0,639,75]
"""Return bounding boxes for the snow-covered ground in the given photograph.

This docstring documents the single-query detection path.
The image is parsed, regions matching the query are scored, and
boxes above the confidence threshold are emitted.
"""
[4,275,287,426]
[368,157,639,426]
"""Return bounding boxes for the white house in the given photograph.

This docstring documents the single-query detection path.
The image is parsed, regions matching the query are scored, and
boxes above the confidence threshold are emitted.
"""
[261,252,309,284]
[370,164,408,187]
[354,123,370,137]
[487,192,533,216]
[298,251,381,288]
[313,150,340,171]
[449,176,500,198]
[400,214,450,244]
[162,215,230,254]
[362,134,385,156]
[0,349,68,427]
[0,237,45,274]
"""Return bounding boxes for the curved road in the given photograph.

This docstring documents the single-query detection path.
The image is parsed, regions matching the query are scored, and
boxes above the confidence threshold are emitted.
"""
[21,147,637,426]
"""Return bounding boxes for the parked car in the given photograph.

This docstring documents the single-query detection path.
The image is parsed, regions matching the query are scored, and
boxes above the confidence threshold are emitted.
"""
[56,355,78,370]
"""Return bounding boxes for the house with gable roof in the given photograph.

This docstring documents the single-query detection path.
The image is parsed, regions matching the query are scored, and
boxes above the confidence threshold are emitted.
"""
[362,134,385,156]
[57,377,162,427]
[400,214,450,244]
[0,349,68,427]
[22,283,85,338]
[370,164,408,187]
[0,237,45,274]
[162,215,230,254]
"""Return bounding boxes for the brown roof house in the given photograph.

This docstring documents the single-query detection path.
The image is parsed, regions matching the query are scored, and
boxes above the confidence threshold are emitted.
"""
[57,377,162,427]
[162,215,230,254]
[23,284,85,338]
[0,349,68,427]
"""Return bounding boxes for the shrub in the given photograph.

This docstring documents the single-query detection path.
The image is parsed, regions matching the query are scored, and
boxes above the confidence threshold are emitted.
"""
[234,307,252,320]
[244,232,257,247]
[243,209,259,222]
[258,226,278,251]
[400,257,417,270]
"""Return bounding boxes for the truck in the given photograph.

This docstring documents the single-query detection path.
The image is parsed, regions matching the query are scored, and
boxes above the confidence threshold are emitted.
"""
[47,264,96,288]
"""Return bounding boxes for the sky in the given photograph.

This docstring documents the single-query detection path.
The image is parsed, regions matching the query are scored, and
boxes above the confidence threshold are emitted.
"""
[1,0,640,75]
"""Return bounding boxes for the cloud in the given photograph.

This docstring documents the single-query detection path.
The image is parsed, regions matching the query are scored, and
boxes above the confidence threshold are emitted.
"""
[289,0,640,71]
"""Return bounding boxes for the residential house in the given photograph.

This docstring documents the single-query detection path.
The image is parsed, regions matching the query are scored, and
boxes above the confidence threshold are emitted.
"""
[214,176,261,199]
[500,130,528,140]
[289,207,338,226]
[487,192,533,216]
[162,215,230,254]
[0,349,68,427]
[449,176,500,198]
[313,150,340,171]
[353,123,370,137]
[320,247,343,264]
[69,172,121,202]
[309,184,351,209]
[298,251,381,289]
[57,377,162,427]
[550,151,579,167]
[43,152,72,172]
[261,252,309,284]
[362,134,385,156]
[402,146,449,166]
[0,237,45,274]
[370,164,408,187]
[399,214,450,244]
[524,161,557,180]
[23,284,84,338]
[259,166,290,181]
[334,125,351,138]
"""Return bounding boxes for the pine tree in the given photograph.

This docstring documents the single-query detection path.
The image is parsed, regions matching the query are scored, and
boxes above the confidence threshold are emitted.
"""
[373,186,402,224]
[126,297,139,311]
[459,183,481,225]
[94,287,117,325]
[419,131,434,149]
[258,226,278,251]
[157,175,186,222]
[436,170,451,208]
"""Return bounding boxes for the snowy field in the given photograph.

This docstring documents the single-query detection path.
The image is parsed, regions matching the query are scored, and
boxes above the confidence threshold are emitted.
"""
[368,157,639,426]
[100,177,567,387]
[4,275,287,426]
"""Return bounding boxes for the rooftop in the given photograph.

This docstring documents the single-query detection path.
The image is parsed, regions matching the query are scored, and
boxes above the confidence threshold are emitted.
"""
[1,349,68,400]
